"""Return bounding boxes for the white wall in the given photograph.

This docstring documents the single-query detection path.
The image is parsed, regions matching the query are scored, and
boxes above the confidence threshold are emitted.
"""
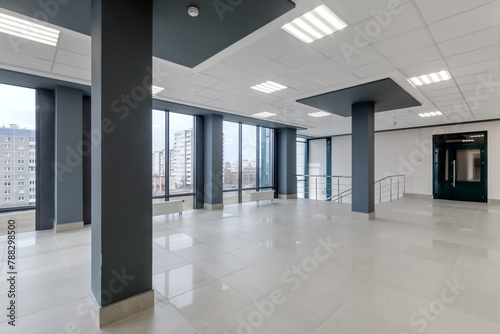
[320,120,500,200]
[308,139,327,200]
[309,139,326,175]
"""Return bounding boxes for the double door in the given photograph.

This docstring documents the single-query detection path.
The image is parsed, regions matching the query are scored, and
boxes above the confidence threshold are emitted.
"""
[433,132,487,202]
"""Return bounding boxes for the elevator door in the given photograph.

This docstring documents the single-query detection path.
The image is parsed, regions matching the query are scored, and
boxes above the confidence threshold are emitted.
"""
[433,132,487,203]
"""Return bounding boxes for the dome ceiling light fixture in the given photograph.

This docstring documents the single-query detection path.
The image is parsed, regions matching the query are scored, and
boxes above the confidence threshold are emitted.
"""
[188,5,199,17]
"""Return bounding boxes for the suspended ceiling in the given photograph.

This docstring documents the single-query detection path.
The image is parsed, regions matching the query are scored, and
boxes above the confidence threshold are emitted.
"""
[0,0,498,137]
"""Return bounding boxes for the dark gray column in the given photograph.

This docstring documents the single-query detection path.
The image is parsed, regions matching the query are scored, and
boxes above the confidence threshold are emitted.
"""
[91,0,153,327]
[54,86,83,232]
[82,96,91,225]
[203,115,223,210]
[195,115,205,209]
[278,128,297,199]
[35,89,55,231]
[351,102,375,220]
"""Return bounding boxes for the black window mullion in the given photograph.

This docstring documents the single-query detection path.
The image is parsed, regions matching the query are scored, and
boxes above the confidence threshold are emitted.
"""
[238,122,243,203]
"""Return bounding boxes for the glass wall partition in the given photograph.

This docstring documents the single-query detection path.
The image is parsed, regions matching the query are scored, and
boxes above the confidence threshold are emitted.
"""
[223,121,275,204]
[0,83,37,234]
[152,110,195,208]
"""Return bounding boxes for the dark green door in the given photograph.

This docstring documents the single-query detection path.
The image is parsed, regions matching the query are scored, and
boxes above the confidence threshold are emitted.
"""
[434,132,487,203]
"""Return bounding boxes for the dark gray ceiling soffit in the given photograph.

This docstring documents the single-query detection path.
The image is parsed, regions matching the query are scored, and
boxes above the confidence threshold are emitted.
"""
[297,78,421,117]
[0,68,303,130]
[0,0,296,68]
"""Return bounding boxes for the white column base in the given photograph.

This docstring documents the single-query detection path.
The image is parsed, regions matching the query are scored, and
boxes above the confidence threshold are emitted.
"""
[95,289,154,328]
[351,212,376,221]
[204,203,224,210]
[56,221,84,233]
[278,194,297,199]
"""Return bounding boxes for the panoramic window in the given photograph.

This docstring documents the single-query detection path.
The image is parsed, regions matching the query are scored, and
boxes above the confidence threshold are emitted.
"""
[0,83,36,210]
[152,110,195,210]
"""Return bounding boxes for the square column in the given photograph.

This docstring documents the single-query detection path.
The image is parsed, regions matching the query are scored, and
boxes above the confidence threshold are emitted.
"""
[91,0,153,327]
[278,128,297,199]
[351,102,375,220]
[203,115,223,210]
[55,86,84,232]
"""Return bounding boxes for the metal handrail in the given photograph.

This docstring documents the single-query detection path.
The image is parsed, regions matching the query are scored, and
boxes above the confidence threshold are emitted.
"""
[297,174,405,204]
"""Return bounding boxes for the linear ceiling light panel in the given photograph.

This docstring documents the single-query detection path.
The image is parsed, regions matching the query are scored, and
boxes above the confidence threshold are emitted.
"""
[309,111,331,118]
[282,5,347,44]
[409,71,451,86]
[0,12,60,46]
[253,112,276,118]
[418,111,443,118]
[152,86,164,95]
[251,81,287,94]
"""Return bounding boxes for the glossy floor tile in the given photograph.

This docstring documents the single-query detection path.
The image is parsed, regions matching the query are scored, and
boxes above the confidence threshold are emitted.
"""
[0,197,499,333]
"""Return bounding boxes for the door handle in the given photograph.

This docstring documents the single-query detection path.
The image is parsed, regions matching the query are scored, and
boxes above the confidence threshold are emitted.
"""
[451,160,456,188]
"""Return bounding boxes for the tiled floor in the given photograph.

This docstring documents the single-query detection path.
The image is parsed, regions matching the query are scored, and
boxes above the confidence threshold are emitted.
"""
[1,198,500,333]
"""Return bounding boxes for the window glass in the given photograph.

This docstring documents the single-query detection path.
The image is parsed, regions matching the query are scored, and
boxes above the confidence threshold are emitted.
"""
[242,124,257,188]
[223,121,239,190]
[0,83,36,209]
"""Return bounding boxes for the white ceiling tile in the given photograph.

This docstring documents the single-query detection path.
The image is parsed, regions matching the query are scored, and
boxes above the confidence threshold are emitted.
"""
[183,73,221,87]
[325,0,411,25]
[210,81,246,95]
[414,0,495,24]
[249,61,293,80]
[388,45,442,68]
[308,27,379,68]
[446,45,500,69]
[55,49,91,70]
[431,93,464,103]
[450,59,500,78]
[353,2,424,44]
[299,61,344,79]
[350,59,395,78]
[316,70,359,87]
[276,46,328,70]
[52,63,90,81]
[0,49,52,72]
[438,26,500,57]
[222,48,270,69]
[57,32,91,56]
[227,72,266,87]
[400,59,448,78]
[249,30,304,59]
[425,87,461,98]
[275,72,314,87]
[0,34,56,61]
[454,69,500,85]
[195,88,225,100]
[295,80,328,94]
[201,62,246,80]
[428,2,499,43]
[170,81,204,94]
[373,27,433,58]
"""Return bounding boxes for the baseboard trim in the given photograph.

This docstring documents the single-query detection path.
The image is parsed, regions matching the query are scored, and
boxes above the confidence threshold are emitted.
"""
[404,193,433,200]
[351,211,376,221]
[204,203,224,210]
[56,221,84,233]
[97,290,154,328]
[278,194,297,199]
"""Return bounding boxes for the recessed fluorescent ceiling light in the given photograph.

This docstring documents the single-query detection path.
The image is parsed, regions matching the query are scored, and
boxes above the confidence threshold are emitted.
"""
[251,81,287,94]
[152,86,164,95]
[309,111,331,118]
[0,12,59,46]
[418,111,443,118]
[409,71,451,86]
[253,112,276,118]
[282,5,347,44]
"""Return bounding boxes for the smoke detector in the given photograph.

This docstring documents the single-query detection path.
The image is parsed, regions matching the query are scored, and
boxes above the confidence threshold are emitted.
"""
[188,6,199,17]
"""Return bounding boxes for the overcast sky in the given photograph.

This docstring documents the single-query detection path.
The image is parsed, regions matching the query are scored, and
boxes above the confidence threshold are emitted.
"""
[0,83,36,130]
